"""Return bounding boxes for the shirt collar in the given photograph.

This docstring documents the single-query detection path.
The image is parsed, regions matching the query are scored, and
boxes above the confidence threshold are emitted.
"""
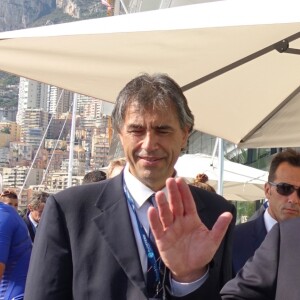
[28,212,39,228]
[264,207,277,232]
[123,164,171,209]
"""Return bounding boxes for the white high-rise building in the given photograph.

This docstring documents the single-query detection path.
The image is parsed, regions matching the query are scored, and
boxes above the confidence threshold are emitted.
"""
[17,78,50,145]
[48,86,73,117]
[17,77,48,126]
[16,77,29,126]
[77,94,102,119]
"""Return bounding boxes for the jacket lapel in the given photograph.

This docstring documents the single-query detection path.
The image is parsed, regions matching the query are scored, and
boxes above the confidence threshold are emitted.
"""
[253,213,268,249]
[92,174,147,296]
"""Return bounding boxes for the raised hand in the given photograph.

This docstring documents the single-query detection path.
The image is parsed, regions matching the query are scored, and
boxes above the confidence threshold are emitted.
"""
[148,177,233,282]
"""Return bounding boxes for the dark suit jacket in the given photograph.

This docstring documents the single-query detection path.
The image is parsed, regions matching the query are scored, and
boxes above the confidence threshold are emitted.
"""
[23,213,36,242]
[232,213,267,275]
[24,173,236,300]
[221,217,300,300]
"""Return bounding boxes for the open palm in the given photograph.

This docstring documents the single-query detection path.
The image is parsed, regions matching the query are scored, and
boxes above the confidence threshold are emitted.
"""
[148,177,233,282]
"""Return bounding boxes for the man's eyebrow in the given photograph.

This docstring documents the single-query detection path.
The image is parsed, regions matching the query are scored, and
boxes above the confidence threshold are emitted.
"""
[126,123,143,129]
[154,124,173,130]
[126,123,174,130]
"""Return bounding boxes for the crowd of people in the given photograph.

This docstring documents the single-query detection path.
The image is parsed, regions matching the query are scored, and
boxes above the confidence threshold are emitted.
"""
[0,73,299,300]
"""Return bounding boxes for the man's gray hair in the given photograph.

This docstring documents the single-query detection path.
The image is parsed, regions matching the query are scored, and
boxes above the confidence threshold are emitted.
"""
[28,191,50,210]
[112,73,194,133]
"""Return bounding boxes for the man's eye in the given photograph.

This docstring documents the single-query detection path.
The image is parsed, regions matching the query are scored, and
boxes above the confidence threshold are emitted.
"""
[157,128,171,134]
[128,129,144,134]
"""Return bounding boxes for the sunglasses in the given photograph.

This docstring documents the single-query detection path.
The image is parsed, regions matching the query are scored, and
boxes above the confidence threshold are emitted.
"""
[268,182,300,198]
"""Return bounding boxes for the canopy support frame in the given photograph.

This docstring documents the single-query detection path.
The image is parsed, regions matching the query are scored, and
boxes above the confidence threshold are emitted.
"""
[181,32,300,92]
[274,38,300,54]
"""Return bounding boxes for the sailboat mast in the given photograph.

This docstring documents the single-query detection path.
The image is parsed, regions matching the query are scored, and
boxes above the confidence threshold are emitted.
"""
[67,93,78,187]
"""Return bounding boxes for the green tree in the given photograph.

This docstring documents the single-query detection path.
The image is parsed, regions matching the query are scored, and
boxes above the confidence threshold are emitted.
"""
[1,127,11,134]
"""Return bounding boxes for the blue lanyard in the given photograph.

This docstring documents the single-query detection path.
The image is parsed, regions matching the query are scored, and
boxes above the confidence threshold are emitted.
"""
[123,183,161,284]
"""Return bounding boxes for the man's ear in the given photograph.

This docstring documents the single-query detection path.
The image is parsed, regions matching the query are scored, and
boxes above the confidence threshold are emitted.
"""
[181,127,190,149]
[264,182,271,199]
[118,133,124,147]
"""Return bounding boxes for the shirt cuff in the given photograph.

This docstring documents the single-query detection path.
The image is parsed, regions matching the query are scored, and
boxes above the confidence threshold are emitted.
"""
[169,266,209,297]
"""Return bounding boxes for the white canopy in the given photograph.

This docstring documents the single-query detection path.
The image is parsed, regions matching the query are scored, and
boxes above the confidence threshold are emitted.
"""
[175,153,269,201]
[0,0,299,148]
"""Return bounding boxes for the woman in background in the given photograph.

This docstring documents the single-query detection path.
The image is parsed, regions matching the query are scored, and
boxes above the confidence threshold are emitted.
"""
[0,190,18,210]
[0,202,32,300]
[191,173,216,193]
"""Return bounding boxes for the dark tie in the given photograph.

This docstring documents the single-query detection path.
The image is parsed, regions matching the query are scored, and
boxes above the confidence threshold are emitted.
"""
[148,194,159,256]
[147,194,163,298]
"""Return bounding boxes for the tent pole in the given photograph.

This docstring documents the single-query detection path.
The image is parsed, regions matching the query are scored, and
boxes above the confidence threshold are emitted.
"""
[119,0,128,14]
[211,138,218,165]
[67,93,77,188]
[217,138,224,196]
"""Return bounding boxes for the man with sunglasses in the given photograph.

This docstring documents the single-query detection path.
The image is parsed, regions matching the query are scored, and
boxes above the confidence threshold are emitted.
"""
[221,216,300,300]
[232,148,300,275]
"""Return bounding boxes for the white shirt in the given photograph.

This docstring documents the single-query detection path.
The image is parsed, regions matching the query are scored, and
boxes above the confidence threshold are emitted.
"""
[123,164,207,296]
[28,213,38,229]
[264,207,278,232]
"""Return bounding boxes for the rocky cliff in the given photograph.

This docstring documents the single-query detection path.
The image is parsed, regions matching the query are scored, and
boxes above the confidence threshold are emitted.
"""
[56,0,80,18]
[0,0,56,31]
[0,0,106,32]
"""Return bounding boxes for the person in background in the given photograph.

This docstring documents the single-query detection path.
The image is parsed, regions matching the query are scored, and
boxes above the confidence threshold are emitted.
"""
[232,148,300,275]
[82,170,107,184]
[0,189,18,210]
[221,217,300,300]
[0,202,32,300]
[191,173,216,193]
[23,191,49,242]
[24,73,235,300]
[106,157,127,179]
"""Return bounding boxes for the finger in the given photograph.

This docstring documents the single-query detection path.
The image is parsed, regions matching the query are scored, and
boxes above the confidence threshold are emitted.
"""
[210,212,233,245]
[175,177,197,216]
[148,206,164,240]
[166,178,184,217]
[156,191,174,229]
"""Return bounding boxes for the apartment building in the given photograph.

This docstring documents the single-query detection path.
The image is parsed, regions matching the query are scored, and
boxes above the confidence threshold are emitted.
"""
[0,120,21,142]
[0,166,44,189]
[45,172,82,192]
[0,107,18,122]
[48,86,73,117]
[21,109,49,147]
[17,77,48,126]
[9,142,33,167]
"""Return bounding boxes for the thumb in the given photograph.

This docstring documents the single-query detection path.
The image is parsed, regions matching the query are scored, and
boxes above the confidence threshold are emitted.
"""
[210,212,233,245]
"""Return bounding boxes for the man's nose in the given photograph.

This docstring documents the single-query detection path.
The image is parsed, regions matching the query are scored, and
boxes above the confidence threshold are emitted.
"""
[287,189,300,204]
[142,132,158,150]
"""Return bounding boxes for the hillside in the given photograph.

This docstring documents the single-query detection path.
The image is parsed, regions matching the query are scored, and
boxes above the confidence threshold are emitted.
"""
[0,73,19,107]
[29,3,107,28]
[0,0,107,32]
[0,0,108,107]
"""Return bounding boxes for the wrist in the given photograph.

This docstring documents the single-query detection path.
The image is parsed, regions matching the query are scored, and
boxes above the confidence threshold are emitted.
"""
[171,266,208,283]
